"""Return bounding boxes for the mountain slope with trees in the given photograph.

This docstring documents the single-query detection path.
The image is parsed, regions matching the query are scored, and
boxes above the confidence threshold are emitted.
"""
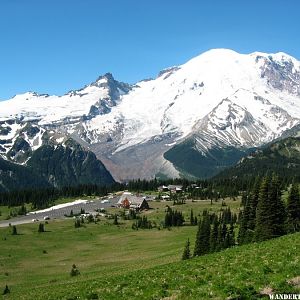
[164,137,250,178]
[0,157,50,192]
[27,139,115,187]
[0,138,115,192]
[215,136,300,181]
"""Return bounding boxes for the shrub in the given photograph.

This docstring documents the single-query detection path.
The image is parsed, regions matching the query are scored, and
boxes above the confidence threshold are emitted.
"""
[70,264,80,277]
[3,285,10,295]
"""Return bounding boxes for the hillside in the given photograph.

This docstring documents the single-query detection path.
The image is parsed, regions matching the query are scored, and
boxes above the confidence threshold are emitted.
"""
[215,136,300,181]
[84,233,300,300]
[27,139,115,187]
[0,157,49,192]
[0,137,115,191]
[164,138,250,178]
[1,218,298,299]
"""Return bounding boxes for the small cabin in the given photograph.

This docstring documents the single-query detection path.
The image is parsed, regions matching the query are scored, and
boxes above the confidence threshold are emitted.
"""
[117,193,149,211]
[158,185,169,192]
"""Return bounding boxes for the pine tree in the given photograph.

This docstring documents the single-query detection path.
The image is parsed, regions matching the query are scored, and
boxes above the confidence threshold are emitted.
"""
[254,176,271,241]
[255,175,286,242]
[216,223,224,251]
[38,223,45,233]
[286,184,300,232]
[268,175,286,237]
[74,218,81,228]
[3,285,10,295]
[248,179,260,230]
[113,214,118,225]
[238,197,254,244]
[209,217,219,252]
[190,209,194,225]
[194,214,211,256]
[228,222,235,247]
[194,216,198,226]
[182,238,191,260]
[12,225,17,235]
[238,179,261,244]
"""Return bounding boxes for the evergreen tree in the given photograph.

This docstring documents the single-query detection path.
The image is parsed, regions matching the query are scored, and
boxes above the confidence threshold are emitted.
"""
[238,180,260,244]
[74,218,81,228]
[254,176,271,241]
[209,217,219,252]
[247,179,260,230]
[194,219,202,255]
[38,223,45,233]
[164,208,184,227]
[286,184,300,232]
[113,214,118,225]
[228,222,235,247]
[182,238,191,260]
[216,223,224,251]
[190,209,194,226]
[3,285,10,295]
[268,175,286,238]
[241,192,248,206]
[238,198,252,244]
[255,175,286,242]
[224,231,231,249]
[194,214,211,256]
[12,225,17,235]
[194,216,198,226]
[134,215,152,229]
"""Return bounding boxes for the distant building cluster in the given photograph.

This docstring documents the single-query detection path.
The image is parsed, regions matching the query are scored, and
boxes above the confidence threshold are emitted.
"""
[157,185,183,193]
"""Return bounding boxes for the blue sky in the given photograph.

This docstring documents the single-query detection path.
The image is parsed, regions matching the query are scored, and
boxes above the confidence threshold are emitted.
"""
[0,0,299,100]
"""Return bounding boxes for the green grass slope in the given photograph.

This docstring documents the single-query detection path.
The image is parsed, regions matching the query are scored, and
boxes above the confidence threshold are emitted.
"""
[1,220,299,299]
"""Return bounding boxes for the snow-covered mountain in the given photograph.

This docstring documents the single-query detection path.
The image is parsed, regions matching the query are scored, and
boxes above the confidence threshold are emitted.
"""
[1,49,300,180]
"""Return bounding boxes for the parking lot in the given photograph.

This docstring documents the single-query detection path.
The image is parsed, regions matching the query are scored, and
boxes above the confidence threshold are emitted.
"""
[0,196,120,227]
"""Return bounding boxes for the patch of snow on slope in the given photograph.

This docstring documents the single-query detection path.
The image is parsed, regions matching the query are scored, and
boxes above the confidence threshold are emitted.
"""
[29,199,89,214]
[0,85,109,124]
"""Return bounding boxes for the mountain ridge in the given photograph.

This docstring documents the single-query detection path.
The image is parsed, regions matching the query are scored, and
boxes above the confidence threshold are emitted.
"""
[1,48,300,181]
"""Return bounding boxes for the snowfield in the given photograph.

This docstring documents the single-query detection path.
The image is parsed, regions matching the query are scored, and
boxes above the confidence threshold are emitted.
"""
[28,199,89,214]
[0,48,300,179]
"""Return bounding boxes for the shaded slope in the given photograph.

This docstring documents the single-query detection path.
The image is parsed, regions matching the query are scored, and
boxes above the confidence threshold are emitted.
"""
[27,139,115,187]
[164,137,249,178]
[0,157,49,192]
[215,136,300,181]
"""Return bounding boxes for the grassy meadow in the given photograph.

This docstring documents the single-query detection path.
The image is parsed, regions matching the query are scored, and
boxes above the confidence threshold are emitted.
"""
[0,198,299,299]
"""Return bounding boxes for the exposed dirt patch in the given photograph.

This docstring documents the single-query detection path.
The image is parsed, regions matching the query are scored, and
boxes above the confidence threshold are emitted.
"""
[287,276,300,288]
